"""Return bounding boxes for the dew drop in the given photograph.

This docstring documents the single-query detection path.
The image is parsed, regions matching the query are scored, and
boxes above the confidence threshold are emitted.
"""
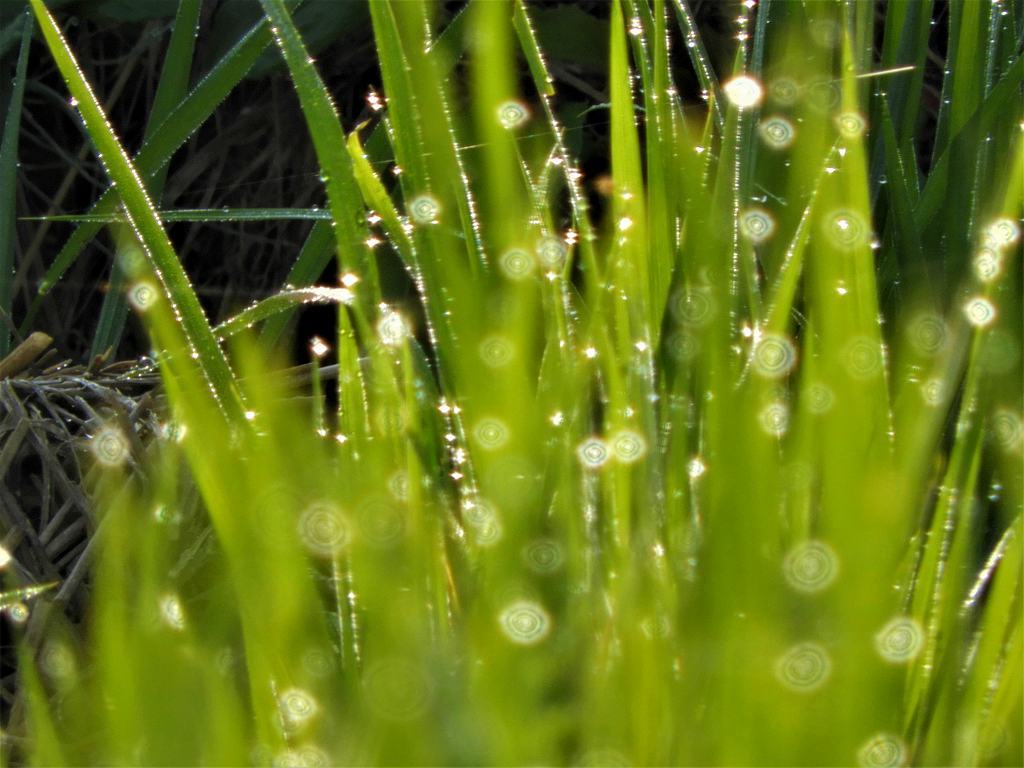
[499,600,551,645]
[723,75,764,109]
[774,642,831,692]
[874,616,924,663]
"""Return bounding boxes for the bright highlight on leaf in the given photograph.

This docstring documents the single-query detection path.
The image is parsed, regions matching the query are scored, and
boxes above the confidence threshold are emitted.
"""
[722,75,764,109]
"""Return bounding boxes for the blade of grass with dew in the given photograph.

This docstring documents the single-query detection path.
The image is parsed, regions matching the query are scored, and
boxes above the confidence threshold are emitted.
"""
[604,0,651,570]
[125,273,347,755]
[29,0,243,420]
[914,52,1023,243]
[258,0,388,455]
[212,286,359,342]
[882,0,933,144]
[668,0,723,132]
[32,207,336,223]
[10,2,1024,765]
[258,0,378,306]
[0,12,31,356]
[22,4,297,333]
[622,0,674,333]
[90,0,202,358]
[258,218,334,347]
[367,0,480,389]
[345,130,413,267]
[909,131,1024,759]
[512,0,599,280]
[374,0,484,281]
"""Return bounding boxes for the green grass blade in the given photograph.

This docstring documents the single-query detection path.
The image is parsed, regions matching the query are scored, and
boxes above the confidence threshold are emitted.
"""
[91,0,203,358]
[31,207,336,223]
[22,6,286,334]
[214,286,355,342]
[345,130,413,267]
[0,12,31,355]
[258,0,378,307]
[669,0,723,133]
[29,0,243,420]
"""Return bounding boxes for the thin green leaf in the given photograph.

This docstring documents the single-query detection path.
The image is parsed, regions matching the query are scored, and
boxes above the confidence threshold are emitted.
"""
[0,13,32,355]
[29,0,243,420]
[91,0,203,357]
[22,6,289,333]
[258,0,379,307]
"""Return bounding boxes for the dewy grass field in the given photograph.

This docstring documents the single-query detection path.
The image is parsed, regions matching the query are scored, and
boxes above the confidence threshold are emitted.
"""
[0,0,1021,765]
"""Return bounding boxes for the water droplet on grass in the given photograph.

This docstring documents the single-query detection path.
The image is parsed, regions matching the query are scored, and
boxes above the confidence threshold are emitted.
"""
[823,209,870,250]
[769,77,799,105]
[671,288,715,326]
[127,281,158,311]
[758,116,796,149]
[856,733,906,767]
[279,687,319,728]
[783,541,839,593]
[298,502,351,558]
[972,247,1002,282]
[499,248,535,279]
[844,337,884,379]
[907,314,947,355]
[300,648,334,679]
[536,236,568,270]
[497,100,529,129]
[91,425,129,467]
[753,334,797,378]
[378,309,409,345]
[358,496,405,546]
[740,208,776,243]
[920,378,944,406]
[499,600,551,645]
[118,245,146,277]
[386,471,409,501]
[836,112,867,138]
[963,297,996,328]
[992,410,1022,451]
[759,402,789,436]
[806,79,840,112]
[523,539,564,573]
[159,593,186,631]
[874,616,924,663]
[668,331,700,362]
[983,218,1020,249]
[479,336,514,367]
[774,642,831,692]
[473,418,510,450]
[40,642,75,680]
[722,75,763,109]
[408,195,440,225]
[577,437,610,469]
[610,429,647,463]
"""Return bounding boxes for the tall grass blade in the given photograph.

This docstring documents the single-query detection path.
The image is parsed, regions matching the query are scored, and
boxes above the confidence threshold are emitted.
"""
[29,0,243,419]
[22,5,291,334]
[90,0,203,358]
[0,13,32,355]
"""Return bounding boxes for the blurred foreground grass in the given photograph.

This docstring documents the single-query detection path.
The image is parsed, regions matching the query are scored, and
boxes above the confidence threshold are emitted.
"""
[2,0,1022,765]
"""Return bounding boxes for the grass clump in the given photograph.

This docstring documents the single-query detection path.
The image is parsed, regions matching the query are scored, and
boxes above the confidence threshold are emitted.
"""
[1,0,1022,765]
